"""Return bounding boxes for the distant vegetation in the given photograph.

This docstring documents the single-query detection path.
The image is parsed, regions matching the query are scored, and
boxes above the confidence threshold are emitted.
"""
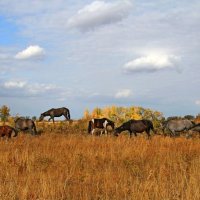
[1,104,200,132]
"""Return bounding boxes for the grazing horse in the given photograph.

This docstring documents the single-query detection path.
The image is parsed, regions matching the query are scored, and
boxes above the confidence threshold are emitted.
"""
[15,117,37,135]
[188,124,200,137]
[88,118,115,135]
[0,125,18,139]
[114,119,155,138]
[163,119,196,137]
[39,107,70,123]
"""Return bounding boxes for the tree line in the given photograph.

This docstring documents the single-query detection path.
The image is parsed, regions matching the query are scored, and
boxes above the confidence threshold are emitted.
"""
[1,105,200,128]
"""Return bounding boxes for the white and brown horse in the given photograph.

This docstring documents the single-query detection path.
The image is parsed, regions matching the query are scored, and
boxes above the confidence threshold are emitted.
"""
[88,118,115,135]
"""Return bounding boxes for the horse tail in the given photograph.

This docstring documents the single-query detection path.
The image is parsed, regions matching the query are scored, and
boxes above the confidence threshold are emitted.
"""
[67,109,71,120]
[33,122,38,135]
[148,120,156,134]
[88,121,92,134]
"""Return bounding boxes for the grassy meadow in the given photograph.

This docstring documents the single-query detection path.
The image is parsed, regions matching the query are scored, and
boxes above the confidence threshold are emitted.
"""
[0,121,200,200]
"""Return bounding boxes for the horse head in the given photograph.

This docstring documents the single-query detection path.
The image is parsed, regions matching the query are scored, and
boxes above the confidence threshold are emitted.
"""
[107,120,115,130]
[39,114,45,121]
[114,125,124,136]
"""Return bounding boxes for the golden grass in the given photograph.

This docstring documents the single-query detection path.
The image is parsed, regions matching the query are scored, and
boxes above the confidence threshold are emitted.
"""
[0,131,200,200]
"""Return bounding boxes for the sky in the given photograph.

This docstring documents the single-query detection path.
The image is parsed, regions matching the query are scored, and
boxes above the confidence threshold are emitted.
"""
[0,0,200,119]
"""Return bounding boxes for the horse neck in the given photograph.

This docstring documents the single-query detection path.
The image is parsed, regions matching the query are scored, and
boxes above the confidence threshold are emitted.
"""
[43,112,50,116]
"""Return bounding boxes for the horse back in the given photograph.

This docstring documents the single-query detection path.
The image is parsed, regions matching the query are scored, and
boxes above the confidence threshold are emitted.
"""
[167,119,193,132]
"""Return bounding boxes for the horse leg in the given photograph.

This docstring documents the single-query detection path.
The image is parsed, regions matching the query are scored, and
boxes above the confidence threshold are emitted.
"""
[133,132,137,137]
[8,132,11,139]
[146,129,151,139]
[100,129,104,136]
[91,128,95,135]
[129,131,133,138]
[29,128,34,135]
[49,116,55,123]
[105,128,108,136]
[33,124,37,135]
[162,127,167,137]
[170,130,176,137]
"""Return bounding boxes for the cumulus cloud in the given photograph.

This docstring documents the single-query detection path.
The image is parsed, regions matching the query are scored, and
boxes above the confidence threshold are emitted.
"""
[15,45,45,60]
[115,89,132,98]
[123,53,180,73]
[67,0,132,31]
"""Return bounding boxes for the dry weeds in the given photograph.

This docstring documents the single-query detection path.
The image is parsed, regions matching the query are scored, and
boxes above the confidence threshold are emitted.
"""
[0,130,200,200]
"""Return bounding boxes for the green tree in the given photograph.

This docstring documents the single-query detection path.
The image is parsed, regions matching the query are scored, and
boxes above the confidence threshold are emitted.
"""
[0,105,10,124]
[32,116,37,121]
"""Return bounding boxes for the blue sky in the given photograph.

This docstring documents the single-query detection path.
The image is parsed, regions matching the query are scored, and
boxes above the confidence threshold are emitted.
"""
[0,0,200,119]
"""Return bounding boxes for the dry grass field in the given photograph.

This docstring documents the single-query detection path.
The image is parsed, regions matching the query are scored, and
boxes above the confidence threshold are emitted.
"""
[0,126,200,200]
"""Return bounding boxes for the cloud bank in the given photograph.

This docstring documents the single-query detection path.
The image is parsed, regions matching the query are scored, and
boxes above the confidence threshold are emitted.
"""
[67,0,132,31]
[15,45,45,60]
[123,53,180,73]
[1,80,57,97]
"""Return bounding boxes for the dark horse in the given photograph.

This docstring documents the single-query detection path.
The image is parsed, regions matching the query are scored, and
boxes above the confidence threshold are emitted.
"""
[114,119,155,138]
[88,118,115,135]
[0,125,18,139]
[15,117,37,135]
[188,124,200,137]
[163,119,197,137]
[39,107,70,123]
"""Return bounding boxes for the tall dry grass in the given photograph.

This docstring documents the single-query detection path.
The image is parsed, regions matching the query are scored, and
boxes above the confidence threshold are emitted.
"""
[0,130,200,200]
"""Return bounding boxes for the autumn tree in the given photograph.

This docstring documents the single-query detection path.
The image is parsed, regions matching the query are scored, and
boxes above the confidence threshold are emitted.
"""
[0,105,10,124]
[92,107,103,118]
[83,109,90,119]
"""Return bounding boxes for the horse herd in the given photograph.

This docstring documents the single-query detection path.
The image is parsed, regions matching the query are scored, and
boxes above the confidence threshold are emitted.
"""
[0,107,200,139]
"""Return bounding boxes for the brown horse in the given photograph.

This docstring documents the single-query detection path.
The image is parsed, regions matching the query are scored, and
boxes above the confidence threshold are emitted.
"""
[0,125,18,139]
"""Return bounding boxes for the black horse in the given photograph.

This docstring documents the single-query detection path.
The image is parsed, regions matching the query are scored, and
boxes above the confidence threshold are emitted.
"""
[39,107,70,123]
[88,118,115,135]
[15,117,37,135]
[114,119,155,138]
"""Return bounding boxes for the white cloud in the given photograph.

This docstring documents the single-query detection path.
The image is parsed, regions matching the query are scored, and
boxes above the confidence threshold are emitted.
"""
[67,0,132,31]
[2,80,58,97]
[195,100,200,105]
[115,89,132,98]
[123,53,180,73]
[27,83,57,95]
[4,80,27,89]
[15,45,45,60]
